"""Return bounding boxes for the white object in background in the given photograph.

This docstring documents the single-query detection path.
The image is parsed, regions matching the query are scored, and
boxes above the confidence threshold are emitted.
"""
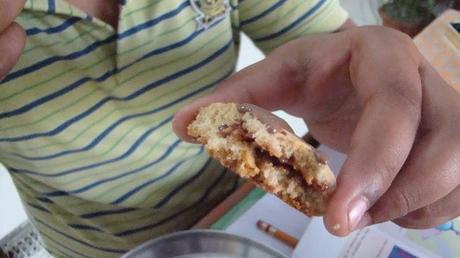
[0,165,27,239]
[340,0,382,25]
[225,194,311,257]
[292,218,435,258]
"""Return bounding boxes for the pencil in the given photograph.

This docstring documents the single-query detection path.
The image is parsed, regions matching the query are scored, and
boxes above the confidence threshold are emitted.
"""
[256,220,299,248]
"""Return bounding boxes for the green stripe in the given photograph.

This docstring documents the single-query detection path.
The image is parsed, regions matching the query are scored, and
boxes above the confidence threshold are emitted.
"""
[23,26,99,54]
[2,10,196,103]
[0,15,197,129]
[241,0,305,33]
[91,145,194,199]
[14,56,233,174]
[121,0,167,19]
[258,0,334,51]
[211,188,265,230]
[140,152,208,204]
[239,0,268,13]
[59,130,174,186]
[9,26,229,154]
[10,56,232,175]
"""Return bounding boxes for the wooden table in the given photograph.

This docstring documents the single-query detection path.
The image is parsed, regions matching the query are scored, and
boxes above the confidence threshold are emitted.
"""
[415,10,460,91]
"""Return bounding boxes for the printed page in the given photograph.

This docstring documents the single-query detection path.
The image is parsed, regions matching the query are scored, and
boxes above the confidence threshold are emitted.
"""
[293,218,435,258]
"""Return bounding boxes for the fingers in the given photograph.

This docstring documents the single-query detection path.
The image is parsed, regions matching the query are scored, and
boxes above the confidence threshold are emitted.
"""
[370,62,460,228]
[393,186,460,229]
[0,23,26,80]
[0,0,26,32]
[369,129,460,225]
[324,30,423,236]
[173,102,294,142]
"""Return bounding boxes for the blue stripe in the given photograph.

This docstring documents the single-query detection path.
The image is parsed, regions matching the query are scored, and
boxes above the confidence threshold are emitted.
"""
[0,29,231,141]
[27,202,50,213]
[11,117,173,177]
[48,0,56,13]
[9,69,231,178]
[115,166,227,237]
[254,0,326,42]
[0,1,190,85]
[44,139,182,196]
[37,197,54,203]
[80,207,137,219]
[68,224,103,232]
[111,147,204,204]
[34,217,127,253]
[18,115,173,161]
[154,158,212,208]
[40,231,89,258]
[12,65,230,159]
[26,17,82,36]
[240,0,286,26]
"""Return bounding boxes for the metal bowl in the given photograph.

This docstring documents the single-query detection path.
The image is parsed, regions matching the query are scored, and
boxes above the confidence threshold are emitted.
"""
[121,230,288,258]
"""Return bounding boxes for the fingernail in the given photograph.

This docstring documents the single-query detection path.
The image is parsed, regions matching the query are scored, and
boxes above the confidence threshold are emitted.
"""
[348,196,369,232]
[354,213,372,231]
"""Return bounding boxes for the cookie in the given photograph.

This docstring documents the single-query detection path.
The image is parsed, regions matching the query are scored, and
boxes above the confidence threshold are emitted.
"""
[187,103,336,216]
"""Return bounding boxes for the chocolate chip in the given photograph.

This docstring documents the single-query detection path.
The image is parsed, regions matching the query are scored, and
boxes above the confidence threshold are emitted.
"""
[238,104,253,113]
[218,124,228,131]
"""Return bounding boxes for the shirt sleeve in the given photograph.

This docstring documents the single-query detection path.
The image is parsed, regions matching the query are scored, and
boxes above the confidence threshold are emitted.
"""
[235,0,349,53]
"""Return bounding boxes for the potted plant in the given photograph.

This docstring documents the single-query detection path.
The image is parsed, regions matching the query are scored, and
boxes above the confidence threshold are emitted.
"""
[379,0,436,37]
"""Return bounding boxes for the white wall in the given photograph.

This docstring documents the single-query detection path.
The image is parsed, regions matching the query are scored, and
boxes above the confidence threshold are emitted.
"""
[0,164,27,238]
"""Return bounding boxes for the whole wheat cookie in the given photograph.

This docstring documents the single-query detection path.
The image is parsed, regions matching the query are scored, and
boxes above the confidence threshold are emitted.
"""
[187,103,336,216]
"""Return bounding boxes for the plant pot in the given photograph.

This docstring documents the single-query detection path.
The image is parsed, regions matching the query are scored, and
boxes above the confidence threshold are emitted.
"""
[379,7,433,37]
[454,0,460,9]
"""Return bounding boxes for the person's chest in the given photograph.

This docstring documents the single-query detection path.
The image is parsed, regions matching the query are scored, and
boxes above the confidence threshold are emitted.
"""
[0,0,238,205]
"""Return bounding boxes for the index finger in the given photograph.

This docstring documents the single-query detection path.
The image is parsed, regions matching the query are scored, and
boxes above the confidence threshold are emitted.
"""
[0,0,25,32]
[324,29,423,236]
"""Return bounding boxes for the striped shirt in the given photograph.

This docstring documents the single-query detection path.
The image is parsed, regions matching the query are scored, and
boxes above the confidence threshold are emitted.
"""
[0,0,347,257]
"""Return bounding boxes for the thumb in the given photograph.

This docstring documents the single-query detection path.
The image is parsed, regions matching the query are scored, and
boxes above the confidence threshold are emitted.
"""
[0,23,26,80]
[172,47,303,142]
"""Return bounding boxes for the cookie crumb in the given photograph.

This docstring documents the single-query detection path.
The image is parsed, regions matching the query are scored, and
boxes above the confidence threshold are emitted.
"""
[238,104,253,113]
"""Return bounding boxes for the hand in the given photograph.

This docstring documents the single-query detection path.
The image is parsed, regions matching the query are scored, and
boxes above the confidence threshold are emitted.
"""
[0,0,26,80]
[173,26,460,236]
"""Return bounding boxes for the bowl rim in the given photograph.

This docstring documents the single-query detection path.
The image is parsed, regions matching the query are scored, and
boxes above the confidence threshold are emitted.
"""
[121,229,289,258]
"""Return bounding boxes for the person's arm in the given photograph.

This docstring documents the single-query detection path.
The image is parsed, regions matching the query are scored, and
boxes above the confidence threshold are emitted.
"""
[173,26,460,236]
[0,0,26,81]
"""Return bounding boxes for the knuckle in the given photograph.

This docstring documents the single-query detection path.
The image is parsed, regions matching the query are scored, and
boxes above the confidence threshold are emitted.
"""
[407,207,436,221]
[394,215,446,230]
[379,159,401,187]
[392,188,414,217]
[387,79,422,113]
